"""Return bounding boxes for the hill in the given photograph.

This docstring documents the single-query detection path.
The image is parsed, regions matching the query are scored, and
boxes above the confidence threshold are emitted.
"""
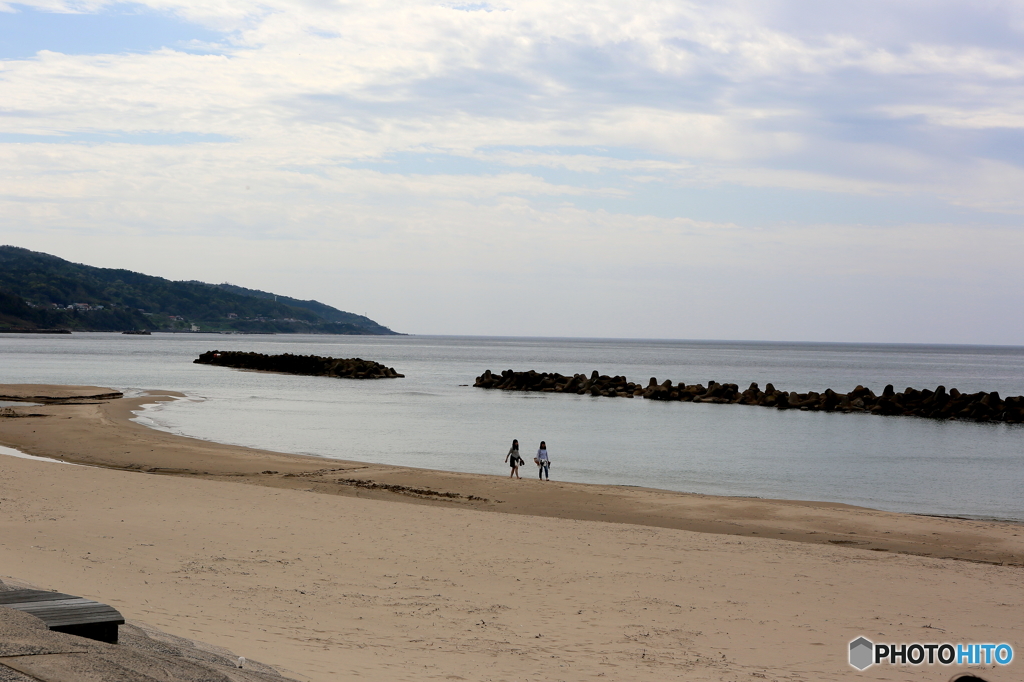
[213,283,387,330]
[0,246,399,334]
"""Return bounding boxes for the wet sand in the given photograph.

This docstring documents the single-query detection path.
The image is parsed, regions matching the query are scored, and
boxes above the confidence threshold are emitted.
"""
[0,385,1021,681]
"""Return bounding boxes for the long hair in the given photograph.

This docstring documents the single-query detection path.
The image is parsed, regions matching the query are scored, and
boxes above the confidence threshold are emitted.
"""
[539,441,546,449]
[511,439,519,450]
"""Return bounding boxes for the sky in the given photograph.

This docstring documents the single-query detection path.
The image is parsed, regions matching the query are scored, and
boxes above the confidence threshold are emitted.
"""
[1,0,1023,343]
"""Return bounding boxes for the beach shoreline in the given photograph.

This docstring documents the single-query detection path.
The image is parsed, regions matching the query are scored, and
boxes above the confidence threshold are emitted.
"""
[1,384,1021,566]
[1,384,1022,681]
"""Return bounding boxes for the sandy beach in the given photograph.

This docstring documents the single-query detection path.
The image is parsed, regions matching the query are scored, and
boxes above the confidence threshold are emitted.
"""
[1,385,1021,681]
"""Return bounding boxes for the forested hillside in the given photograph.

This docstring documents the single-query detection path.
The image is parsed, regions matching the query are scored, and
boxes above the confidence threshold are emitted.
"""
[0,246,398,334]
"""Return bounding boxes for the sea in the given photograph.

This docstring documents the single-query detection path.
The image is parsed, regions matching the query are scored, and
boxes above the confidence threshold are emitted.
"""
[1,333,1022,521]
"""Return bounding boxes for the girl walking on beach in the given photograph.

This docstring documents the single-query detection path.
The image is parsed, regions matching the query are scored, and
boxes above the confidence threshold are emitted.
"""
[536,441,550,480]
[505,439,523,479]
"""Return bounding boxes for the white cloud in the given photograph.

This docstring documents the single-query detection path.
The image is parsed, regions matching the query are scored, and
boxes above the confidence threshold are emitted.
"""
[2,0,1024,340]
[877,103,1024,129]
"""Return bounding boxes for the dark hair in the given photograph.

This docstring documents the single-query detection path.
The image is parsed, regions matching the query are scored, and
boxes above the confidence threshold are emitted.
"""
[540,441,546,448]
[512,439,518,448]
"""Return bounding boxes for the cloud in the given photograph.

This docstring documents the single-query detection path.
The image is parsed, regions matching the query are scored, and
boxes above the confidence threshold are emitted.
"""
[2,0,1024,339]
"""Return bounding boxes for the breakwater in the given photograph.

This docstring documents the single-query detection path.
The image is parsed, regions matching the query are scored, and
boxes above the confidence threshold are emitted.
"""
[195,351,404,378]
[474,369,1024,423]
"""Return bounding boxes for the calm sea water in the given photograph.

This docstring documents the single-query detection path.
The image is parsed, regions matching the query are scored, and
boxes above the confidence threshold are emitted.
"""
[1,333,1022,520]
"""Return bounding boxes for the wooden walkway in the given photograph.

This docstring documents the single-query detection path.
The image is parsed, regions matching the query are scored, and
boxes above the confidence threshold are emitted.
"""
[0,589,124,643]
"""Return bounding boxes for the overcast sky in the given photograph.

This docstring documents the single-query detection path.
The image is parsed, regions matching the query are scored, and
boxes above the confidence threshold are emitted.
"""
[2,0,1023,343]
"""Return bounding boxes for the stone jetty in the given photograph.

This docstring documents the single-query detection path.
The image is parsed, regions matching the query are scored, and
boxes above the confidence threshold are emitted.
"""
[195,351,404,378]
[473,369,1024,423]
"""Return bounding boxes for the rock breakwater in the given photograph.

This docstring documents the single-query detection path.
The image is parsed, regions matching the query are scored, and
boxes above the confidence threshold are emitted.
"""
[474,369,1024,423]
[195,351,404,378]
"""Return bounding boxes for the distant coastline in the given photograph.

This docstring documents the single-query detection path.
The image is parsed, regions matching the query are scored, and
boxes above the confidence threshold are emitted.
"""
[0,245,400,335]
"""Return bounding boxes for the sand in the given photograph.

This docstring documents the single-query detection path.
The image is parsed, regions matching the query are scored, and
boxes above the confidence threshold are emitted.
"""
[0,385,1021,681]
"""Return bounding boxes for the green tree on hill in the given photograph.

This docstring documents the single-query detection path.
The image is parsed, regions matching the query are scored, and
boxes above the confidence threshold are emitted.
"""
[0,246,399,334]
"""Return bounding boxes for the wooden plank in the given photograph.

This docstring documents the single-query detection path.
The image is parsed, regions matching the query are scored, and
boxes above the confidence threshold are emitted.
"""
[19,614,124,627]
[0,590,77,604]
[0,588,125,642]
[7,599,103,609]
[13,605,123,616]
[15,604,119,613]
[6,604,124,625]
[5,600,118,612]
[1,598,95,608]
[9,605,123,618]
